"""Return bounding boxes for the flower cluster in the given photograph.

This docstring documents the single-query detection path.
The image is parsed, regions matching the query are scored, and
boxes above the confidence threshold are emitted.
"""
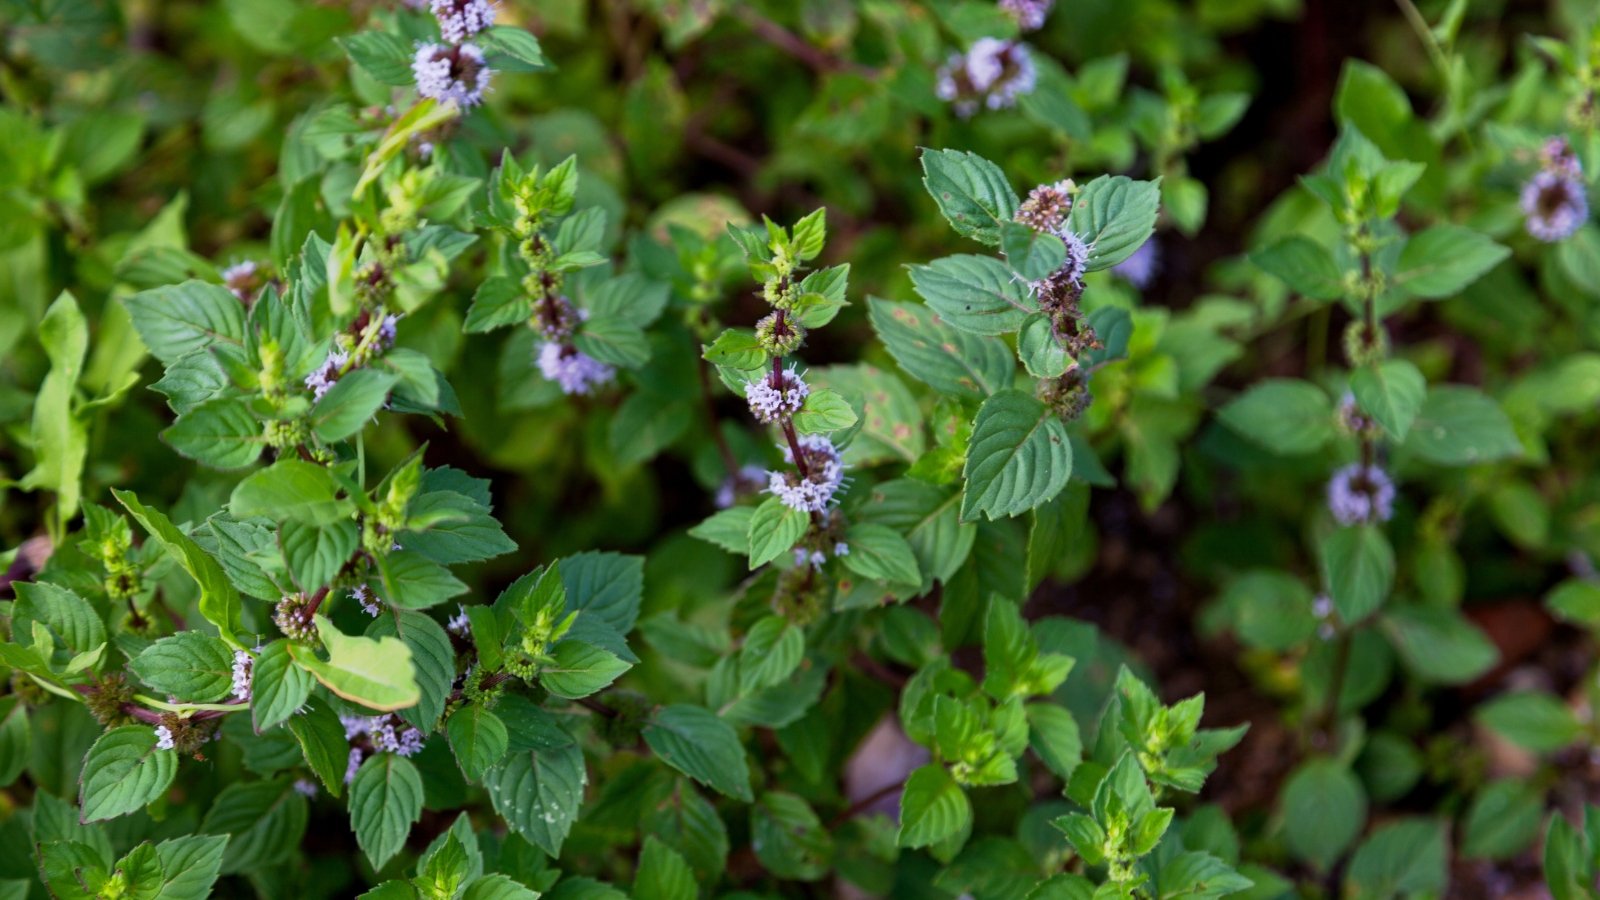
[767,435,846,513]
[273,593,317,642]
[793,541,850,571]
[1326,462,1396,526]
[746,366,810,423]
[1112,239,1160,289]
[1016,180,1102,361]
[429,0,495,43]
[1522,136,1588,242]
[537,341,614,395]
[221,260,264,303]
[304,312,401,401]
[341,713,426,782]
[935,38,1036,118]
[230,650,253,702]
[999,0,1053,30]
[352,583,382,617]
[413,43,492,108]
[447,605,471,637]
[154,724,175,750]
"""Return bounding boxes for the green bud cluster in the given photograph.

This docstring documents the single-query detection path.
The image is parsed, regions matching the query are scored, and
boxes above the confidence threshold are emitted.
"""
[85,674,136,727]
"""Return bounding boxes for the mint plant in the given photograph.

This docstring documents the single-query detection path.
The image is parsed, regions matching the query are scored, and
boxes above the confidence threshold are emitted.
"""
[8,0,1600,896]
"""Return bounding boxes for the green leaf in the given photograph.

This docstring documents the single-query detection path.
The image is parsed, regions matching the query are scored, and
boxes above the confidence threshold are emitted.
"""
[702,329,768,370]
[1217,379,1334,455]
[574,315,649,368]
[1067,175,1161,271]
[152,835,230,900]
[908,255,1034,336]
[1402,386,1521,466]
[367,609,455,730]
[792,388,857,434]
[312,369,399,442]
[1025,703,1082,780]
[747,497,809,569]
[200,778,308,873]
[251,639,313,732]
[12,581,105,654]
[1351,359,1425,440]
[349,754,425,869]
[484,741,586,857]
[1250,236,1346,300]
[1546,579,1600,628]
[841,523,922,586]
[338,31,415,85]
[643,705,752,802]
[688,507,754,555]
[560,551,644,636]
[462,875,541,900]
[1380,606,1498,684]
[920,148,1019,246]
[1476,692,1583,752]
[1393,225,1509,299]
[114,489,243,646]
[1016,313,1067,378]
[280,518,358,593]
[21,293,89,522]
[1319,525,1394,623]
[633,836,698,900]
[960,390,1072,522]
[1280,758,1366,869]
[540,641,631,699]
[737,616,804,694]
[123,281,246,365]
[130,632,235,702]
[1346,819,1448,897]
[750,792,832,881]
[1000,221,1066,281]
[377,549,470,610]
[464,276,533,333]
[1461,780,1544,861]
[288,615,421,711]
[447,704,509,782]
[867,297,1013,397]
[477,25,548,72]
[0,697,29,787]
[162,399,264,470]
[79,726,178,822]
[897,764,971,849]
[228,460,351,525]
[287,697,350,798]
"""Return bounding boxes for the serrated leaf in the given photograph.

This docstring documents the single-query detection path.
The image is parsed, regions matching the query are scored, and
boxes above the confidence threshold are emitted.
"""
[644,705,752,802]
[961,390,1072,521]
[349,754,424,869]
[1067,175,1161,271]
[79,726,178,822]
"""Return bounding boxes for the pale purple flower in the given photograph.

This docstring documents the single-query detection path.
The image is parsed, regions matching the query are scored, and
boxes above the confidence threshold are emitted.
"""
[378,314,400,348]
[1522,170,1588,242]
[154,725,175,751]
[1000,0,1052,30]
[767,434,846,513]
[293,778,318,798]
[343,713,425,758]
[344,747,365,784]
[352,583,381,617]
[537,341,614,395]
[746,366,809,423]
[447,605,470,638]
[429,0,495,43]
[1051,230,1091,287]
[305,347,350,400]
[936,39,1036,117]
[1112,240,1160,288]
[1326,463,1396,526]
[221,261,260,301]
[834,542,850,557]
[412,42,492,108]
[230,650,253,702]
[716,464,769,508]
